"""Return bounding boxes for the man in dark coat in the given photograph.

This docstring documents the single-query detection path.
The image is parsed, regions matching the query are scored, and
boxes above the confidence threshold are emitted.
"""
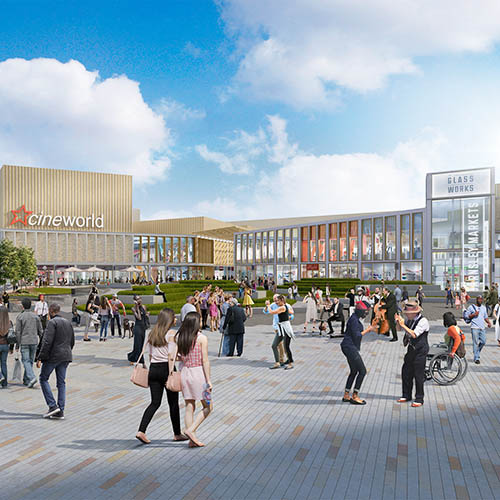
[380,287,398,342]
[36,303,75,419]
[223,298,247,357]
[326,297,345,337]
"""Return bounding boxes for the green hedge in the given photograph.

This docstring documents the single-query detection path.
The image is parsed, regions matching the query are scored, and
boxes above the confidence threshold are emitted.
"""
[12,287,72,296]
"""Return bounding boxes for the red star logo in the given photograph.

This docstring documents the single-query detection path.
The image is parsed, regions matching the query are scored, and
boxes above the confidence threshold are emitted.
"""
[10,205,33,226]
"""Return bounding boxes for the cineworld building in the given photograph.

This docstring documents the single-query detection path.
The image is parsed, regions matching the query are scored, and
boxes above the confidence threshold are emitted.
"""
[233,167,498,292]
[0,164,236,284]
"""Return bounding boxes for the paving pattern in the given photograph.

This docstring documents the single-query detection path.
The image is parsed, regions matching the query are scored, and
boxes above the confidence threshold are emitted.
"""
[1,320,500,500]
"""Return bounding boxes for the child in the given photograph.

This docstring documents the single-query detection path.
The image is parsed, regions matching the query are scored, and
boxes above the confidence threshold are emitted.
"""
[208,293,218,332]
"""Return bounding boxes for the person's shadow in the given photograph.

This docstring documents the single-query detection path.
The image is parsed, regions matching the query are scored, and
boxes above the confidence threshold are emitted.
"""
[0,410,42,420]
[58,439,179,451]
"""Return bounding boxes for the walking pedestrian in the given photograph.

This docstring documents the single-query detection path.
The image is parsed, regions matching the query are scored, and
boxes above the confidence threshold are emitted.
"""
[83,293,97,342]
[2,291,10,311]
[199,286,210,329]
[341,302,377,405]
[0,306,10,388]
[402,286,409,303]
[127,296,149,364]
[223,298,247,356]
[71,299,81,325]
[34,294,49,330]
[445,285,454,308]
[15,298,43,388]
[98,296,111,342]
[242,286,254,318]
[463,295,491,364]
[174,312,212,448]
[109,294,126,337]
[181,296,197,322]
[135,308,187,444]
[36,303,75,419]
[219,294,232,356]
[396,300,430,407]
[345,288,356,316]
[264,295,295,370]
[415,285,425,307]
[265,294,286,368]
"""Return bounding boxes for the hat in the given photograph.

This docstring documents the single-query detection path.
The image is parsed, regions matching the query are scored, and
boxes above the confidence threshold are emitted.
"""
[402,300,422,313]
[355,301,369,311]
[112,293,118,298]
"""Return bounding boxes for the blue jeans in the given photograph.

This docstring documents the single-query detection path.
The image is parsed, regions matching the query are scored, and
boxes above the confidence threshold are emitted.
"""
[20,344,37,384]
[222,334,230,356]
[471,328,486,361]
[40,361,69,411]
[100,315,110,339]
[0,344,9,385]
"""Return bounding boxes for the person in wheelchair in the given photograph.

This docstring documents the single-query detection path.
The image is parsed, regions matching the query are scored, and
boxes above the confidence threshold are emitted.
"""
[443,312,466,359]
[395,300,429,407]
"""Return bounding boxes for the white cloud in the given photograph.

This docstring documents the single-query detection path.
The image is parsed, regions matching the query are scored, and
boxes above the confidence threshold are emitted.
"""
[183,42,203,58]
[157,98,206,121]
[0,58,172,184]
[195,144,254,174]
[191,116,447,219]
[219,0,500,108]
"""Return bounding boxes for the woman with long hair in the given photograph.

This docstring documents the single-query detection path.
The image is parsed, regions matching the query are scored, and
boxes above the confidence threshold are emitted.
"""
[136,308,187,444]
[0,306,10,388]
[98,296,111,342]
[173,312,212,447]
[303,291,317,333]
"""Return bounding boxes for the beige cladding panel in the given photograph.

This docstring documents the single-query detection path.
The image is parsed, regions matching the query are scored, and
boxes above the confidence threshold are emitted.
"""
[133,216,233,235]
[1,165,132,232]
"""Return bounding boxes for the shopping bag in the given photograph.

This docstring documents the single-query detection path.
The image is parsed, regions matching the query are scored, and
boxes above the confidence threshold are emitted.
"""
[12,356,22,382]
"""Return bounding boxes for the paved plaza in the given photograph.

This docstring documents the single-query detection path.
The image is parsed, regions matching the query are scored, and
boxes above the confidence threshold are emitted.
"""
[1,317,500,500]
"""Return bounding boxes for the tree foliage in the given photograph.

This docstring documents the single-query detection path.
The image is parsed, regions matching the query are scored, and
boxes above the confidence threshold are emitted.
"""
[0,239,37,289]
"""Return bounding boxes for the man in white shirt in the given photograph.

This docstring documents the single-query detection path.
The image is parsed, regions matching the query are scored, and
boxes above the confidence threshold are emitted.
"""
[34,294,49,329]
[395,300,430,407]
[180,296,197,322]
[109,294,127,338]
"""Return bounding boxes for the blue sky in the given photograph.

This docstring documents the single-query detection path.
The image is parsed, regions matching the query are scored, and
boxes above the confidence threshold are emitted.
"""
[2,0,500,220]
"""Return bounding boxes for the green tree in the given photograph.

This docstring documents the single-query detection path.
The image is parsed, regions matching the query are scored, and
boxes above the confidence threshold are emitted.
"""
[0,239,19,289]
[16,246,37,289]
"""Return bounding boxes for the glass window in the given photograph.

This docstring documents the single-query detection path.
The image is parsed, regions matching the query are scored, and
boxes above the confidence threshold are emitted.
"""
[141,236,149,262]
[401,261,422,281]
[180,237,187,262]
[188,238,194,263]
[165,237,171,263]
[374,217,383,260]
[361,264,373,281]
[256,232,261,262]
[277,230,284,262]
[318,225,326,262]
[362,219,372,260]
[262,232,268,261]
[385,216,396,260]
[171,237,178,263]
[134,236,140,263]
[349,221,358,261]
[431,202,460,250]
[248,233,254,262]
[401,215,411,260]
[236,235,241,262]
[339,222,347,261]
[329,223,337,262]
[242,234,247,262]
[268,231,275,260]
[413,212,423,259]
[158,237,165,262]
[309,226,317,262]
[301,227,308,262]
[284,229,291,262]
[291,228,298,263]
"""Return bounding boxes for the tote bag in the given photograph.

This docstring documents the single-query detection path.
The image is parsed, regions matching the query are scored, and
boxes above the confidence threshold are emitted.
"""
[130,341,149,388]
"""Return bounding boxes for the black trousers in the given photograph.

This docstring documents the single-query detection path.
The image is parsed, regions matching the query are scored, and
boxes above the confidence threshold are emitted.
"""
[138,362,181,435]
[401,346,428,403]
[201,308,208,328]
[341,346,366,391]
[388,314,397,340]
[327,314,345,334]
[156,292,167,303]
[110,314,122,336]
[276,325,294,363]
[227,334,244,356]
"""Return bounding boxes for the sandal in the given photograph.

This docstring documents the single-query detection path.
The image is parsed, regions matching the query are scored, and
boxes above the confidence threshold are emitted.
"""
[411,402,423,407]
[135,433,151,444]
[350,398,366,405]
[397,398,410,403]
[342,395,351,403]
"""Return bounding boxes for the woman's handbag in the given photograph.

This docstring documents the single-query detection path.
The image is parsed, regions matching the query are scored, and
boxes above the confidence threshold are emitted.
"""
[130,340,149,388]
[166,371,182,392]
[6,324,16,345]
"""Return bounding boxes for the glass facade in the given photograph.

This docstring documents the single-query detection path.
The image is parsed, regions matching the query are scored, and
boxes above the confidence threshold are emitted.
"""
[309,226,317,262]
[401,214,410,260]
[284,229,291,262]
[413,213,423,259]
[362,219,372,260]
[301,227,308,262]
[277,230,283,263]
[262,232,268,261]
[268,231,275,260]
[339,222,347,261]
[349,221,358,261]
[329,223,337,262]
[318,225,326,262]
[256,232,261,262]
[385,216,396,260]
[292,228,298,263]
[374,217,383,260]
[248,233,253,262]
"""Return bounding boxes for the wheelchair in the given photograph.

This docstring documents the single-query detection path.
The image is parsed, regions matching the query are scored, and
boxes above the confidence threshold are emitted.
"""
[424,342,468,385]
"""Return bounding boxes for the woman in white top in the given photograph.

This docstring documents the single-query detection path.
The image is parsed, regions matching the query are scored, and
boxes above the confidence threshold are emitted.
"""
[303,292,318,333]
[494,298,500,346]
[136,308,187,444]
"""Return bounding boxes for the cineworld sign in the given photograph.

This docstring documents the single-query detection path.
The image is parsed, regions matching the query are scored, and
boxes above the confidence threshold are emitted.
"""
[10,205,104,229]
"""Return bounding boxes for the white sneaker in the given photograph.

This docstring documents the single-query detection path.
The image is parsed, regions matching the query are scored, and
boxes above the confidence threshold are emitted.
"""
[27,378,37,388]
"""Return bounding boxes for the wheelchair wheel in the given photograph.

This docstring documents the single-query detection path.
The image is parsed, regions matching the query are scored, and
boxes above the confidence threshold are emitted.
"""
[429,353,462,385]
[458,357,468,380]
